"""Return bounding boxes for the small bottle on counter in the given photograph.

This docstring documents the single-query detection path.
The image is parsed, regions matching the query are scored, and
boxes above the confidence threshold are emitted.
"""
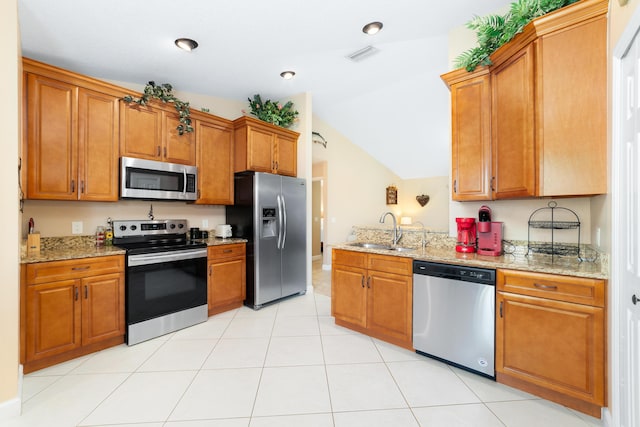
[96,226,105,247]
[105,225,113,246]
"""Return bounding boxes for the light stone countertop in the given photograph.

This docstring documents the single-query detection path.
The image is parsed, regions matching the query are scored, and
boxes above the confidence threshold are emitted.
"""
[21,236,247,264]
[336,225,608,280]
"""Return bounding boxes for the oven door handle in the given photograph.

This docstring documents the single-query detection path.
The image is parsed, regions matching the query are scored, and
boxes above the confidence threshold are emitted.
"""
[183,169,187,195]
[128,248,207,267]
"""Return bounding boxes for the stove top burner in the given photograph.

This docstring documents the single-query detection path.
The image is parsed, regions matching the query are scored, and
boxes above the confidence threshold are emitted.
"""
[112,219,206,254]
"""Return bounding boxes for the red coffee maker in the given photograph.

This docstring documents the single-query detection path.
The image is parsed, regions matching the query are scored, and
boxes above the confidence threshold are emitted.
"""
[477,205,503,256]
[455,217,477,253]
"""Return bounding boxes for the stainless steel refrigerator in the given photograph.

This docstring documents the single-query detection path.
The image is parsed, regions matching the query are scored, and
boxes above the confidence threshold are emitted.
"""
[226,172,307,309]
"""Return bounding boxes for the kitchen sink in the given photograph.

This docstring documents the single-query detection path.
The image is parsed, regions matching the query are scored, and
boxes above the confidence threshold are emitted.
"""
[348,242,392,250]
[347,242,416,252]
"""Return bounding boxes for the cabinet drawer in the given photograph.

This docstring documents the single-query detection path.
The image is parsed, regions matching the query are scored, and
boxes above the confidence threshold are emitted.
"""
[333,249,367,269]
[367,254,412,276]
[26,255,124,285]
[208,243,246,260]
[497,269,605,307]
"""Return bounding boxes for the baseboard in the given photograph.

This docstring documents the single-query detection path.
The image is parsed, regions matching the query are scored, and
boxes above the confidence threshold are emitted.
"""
[322,263,331,271]
[0,365,22,420]
[602,407,613,427]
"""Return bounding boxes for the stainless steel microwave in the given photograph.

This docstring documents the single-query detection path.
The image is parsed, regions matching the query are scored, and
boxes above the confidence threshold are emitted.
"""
[120,156,198,201]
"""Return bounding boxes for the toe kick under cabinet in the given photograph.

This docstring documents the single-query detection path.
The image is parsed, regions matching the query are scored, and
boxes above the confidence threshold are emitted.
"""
[21,255,125,373]
[495,269,606,418]
[331,249,413,349]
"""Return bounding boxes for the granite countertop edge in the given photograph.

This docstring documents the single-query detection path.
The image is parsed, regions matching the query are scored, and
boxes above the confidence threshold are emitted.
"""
[21,238,248,264]
[333,242,608,280]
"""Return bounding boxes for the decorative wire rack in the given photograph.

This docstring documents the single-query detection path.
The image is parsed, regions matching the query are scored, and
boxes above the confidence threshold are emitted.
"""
[526,201,587,261]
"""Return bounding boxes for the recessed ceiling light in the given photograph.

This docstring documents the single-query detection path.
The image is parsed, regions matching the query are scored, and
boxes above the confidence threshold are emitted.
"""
[280,71,296,80]
[362,21,383,35]
[174,38,198,51]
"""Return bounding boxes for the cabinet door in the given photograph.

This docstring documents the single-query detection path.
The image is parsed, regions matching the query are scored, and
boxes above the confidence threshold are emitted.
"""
[26,280,81,361]
[77,88,120,201]
[275,134,297,177]
[450,73,492,201]
[367,270,412,346]
[120,102,162,160]
[208,258,246,314]
[163,112,196,165]
[331,265,367,328]
[537,17,607,196]
[195,119,234,204]
[496,291,605,406]
[81,273,125,346]
[491,44,536,199]
[26,73,78,200]
[246,126,275,172]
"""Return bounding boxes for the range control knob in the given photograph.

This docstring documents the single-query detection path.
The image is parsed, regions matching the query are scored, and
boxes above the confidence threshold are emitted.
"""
[178,223,184,229]
[119,225,127,231]
[170,223,176,229]
[130,225,137,231]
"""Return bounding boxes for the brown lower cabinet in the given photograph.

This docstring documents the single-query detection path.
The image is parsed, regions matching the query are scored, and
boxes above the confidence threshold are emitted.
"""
[21,255,125,373]
[331,249,413,349]
[208,244,246,316]
[496,269,606,418]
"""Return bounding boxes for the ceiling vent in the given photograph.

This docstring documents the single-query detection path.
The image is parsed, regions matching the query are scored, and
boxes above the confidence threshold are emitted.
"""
[346,45,379,62]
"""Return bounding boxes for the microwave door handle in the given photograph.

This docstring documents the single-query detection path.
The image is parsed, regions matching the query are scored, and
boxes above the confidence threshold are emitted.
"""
[183,169,187,195]
[281,194,287,249]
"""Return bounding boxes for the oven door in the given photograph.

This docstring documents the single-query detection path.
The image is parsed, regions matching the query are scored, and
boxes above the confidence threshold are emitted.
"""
[126,248,207,325]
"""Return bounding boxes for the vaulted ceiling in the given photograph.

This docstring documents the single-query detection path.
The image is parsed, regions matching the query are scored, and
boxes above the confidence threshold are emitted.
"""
[18,0,508,179]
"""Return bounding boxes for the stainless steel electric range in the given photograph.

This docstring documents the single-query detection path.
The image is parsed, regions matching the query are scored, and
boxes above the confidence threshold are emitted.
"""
[113,219,208,345]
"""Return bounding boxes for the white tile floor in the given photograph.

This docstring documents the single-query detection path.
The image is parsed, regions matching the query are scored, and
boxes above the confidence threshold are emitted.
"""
[7,291,604,427]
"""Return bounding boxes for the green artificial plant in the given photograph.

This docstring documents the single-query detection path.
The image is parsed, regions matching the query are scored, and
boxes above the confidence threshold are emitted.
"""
[455,0,580,72]
[246,94,299,128]
[123,81,193,134]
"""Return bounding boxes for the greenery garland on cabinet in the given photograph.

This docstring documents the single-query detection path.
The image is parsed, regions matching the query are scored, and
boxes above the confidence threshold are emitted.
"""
[245,94,299,128]
[455,0,580,72]
[123,81,193,134]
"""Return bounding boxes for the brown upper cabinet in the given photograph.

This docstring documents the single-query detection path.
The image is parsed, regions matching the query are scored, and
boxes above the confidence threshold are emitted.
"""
[120,102,196,166]
[442,0,607,201]
[233,116,299,177]
[24,64,120,201]
[193,114,235,205]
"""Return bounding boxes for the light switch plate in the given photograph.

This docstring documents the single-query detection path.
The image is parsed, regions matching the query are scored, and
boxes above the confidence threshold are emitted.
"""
[202,219,209,228]
[72,221,83,234]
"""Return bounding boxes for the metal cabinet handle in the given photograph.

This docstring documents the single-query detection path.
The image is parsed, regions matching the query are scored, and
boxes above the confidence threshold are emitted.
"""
[164,147,167,158]
[223,249,232,254]
[534,283,558,290]
[74,287,79,301]
[499,301,503,318]
[361,276,365,288]
[80,181,85,193]
[72,266,90,271]
[84,285,88,299]
[209,265,213,276]
[157,146,161,157]
[453,179,457,193]
[275,161,279,170]
[366,276,371,288]
[633,294,638,305]
[490,176,496,192]
[71,180,75,193]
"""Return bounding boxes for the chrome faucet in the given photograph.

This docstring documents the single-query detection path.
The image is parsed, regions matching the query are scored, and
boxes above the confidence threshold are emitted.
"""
[413,221,427,249]
[379,212,403,245]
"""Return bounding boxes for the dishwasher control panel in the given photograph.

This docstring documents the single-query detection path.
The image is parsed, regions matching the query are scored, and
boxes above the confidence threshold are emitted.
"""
[413,261,496,285]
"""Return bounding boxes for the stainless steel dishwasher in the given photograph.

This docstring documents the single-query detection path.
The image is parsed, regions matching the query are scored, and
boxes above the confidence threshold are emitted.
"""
[413,260,496,379]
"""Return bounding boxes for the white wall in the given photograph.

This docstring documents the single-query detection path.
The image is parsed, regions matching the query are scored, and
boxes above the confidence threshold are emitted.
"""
[312,115,403,266]
[0,0,21,418]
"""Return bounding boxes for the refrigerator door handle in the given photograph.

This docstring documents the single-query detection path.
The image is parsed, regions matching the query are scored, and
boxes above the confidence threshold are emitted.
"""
[281,194,288,249]
[276,194,283,249]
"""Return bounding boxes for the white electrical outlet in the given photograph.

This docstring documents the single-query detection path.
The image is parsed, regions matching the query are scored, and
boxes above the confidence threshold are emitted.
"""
[202,219,209,228]
[72,221,83,234]
[596,227,601,247]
